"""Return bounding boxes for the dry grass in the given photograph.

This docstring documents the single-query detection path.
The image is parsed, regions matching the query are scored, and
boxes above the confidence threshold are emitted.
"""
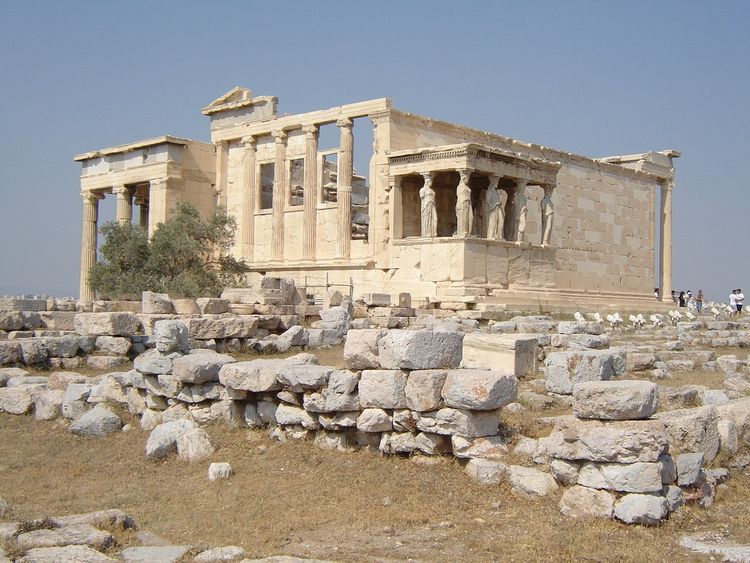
[2,414,748,561]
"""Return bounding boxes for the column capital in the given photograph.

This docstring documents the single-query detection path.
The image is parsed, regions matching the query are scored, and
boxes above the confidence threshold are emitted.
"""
[302,124,320,137]
[487,173,500,185]
[241,135,257,148]
[81,191,103,202]
[112,184,129,196]
[457,168,474,182]
[214,139,229,149]
[272,130,287,142]
[150,177,168,189]
[336,116,353,128]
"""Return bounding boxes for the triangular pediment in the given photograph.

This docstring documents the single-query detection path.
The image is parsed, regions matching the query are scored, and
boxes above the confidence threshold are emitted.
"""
[201,87,253,115]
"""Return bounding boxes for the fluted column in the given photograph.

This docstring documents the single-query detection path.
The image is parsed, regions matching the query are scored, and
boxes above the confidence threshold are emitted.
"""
[271,130,287,260]
[336,117,353,258]
[302,124,319,260]
[147,178,167,237]
[113,185,132,224]
[79,192,100,302]
[134,195,149,230]
[214,140,228,207]
[241,136,257,261]
[659,180,674,302]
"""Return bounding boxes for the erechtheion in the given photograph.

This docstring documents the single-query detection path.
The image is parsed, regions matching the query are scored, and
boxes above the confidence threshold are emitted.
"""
[75,87,678,310]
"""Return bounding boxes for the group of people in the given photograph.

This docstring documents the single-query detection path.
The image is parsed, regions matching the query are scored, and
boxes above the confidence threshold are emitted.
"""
[729,288,745,314]
[654,287,744,315]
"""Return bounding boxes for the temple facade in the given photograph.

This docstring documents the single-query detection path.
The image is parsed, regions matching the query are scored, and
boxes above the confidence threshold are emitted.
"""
[75,87,678,310]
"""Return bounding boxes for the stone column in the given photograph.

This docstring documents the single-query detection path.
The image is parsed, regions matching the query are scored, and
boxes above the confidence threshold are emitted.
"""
[241,136,257,261]
[214,140,228,207]
[336,117,353,258]
[79,192,100,302]
[302,124,319,260]
[113,185,132,224]
[659,180,674,301]
[271,130,287,260]
[148,178,168,237]
[134,196,149,230]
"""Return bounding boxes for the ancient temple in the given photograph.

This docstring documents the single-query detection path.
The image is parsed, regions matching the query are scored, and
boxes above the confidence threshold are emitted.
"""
[75,87,678,310]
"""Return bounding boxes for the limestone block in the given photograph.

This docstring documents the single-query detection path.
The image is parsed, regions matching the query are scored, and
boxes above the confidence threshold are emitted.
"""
[572,380,658,420]
[33,389,64,420]
[549,458,580,485]
[275,403,319,429]
[559,485,615,519]
[196,298,230,314]
[699,389,729,406]
[133,349,180,376]
[94,336,131,356]
[172,298,201,315]
[558,321,604,335]
[120,546,191,562]
[0,384,44,414]
[539,417,668,463]
[544,351,618,395]
[415,408,500,438]
[626,352,657,372]
[19,339,49,365]
[550,333,610,350]
[194,546,247,562]
[379,432,417,454]
[0,310,24,331]
[208,462,233,481]
[277,365,334,392]
[664,485,685,512]
[19,545,116,562]
[303,387,359,413]
[378,330,463,370]
[141,291,174,314]
[172,350,236,384]
[451,435,508,459]
[0,366,27,385]
[405,369,446,412]
[184,315,258,339]
[460,333,537,377]
[319,411,358,430]
[613,493,668,525]
[362,293,391,307]
[358,369,407,409]
[15,524,114,551]
[653,405,720,461]
[74,313,141,336]
[343,328,387,370]
[279,325,307,346]
[323,289,344,309]
[145,419,196,459]
[154,320,189,353]
[577,461,663,493]
[176,427,215,461]
[415,432,451,455]
[675,452,704,486]
[0,341,21,365]
[441,370,518,410]
[306,328,344,347]
[465,458,506,485]
[257,400,278,424]
[507,465,558,498]
[219,359,286,392]
[69,405,123,437]
[43,335,80,358]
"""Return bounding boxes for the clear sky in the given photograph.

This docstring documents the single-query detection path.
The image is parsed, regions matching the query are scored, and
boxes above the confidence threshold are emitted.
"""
[0,0,747,302]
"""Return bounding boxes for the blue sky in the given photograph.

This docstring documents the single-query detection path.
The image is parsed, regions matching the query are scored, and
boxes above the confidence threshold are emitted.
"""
[0,0,747,301]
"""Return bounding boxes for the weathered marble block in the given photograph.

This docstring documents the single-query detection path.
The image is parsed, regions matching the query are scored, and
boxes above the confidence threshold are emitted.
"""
[572,380,658,420]
[73,313,141,336]
[441,370,518,410]
[577,461,663,493]
[414,408,500,437]
[544,350,619,395]
[378,330,463,370]
[460,333,537,377]
[358,369,407,409]
[172,350,236,384]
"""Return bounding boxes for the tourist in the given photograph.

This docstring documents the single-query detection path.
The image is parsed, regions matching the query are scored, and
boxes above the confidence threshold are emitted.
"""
[654,287,659,300]
[695,289,704,312]
[671,290,678,304]
[678,291,686,307]
[729,290,738,315]
[736,288,744,314]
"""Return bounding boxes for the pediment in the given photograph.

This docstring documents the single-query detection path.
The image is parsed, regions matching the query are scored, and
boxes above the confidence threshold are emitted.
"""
[201,87,253,115]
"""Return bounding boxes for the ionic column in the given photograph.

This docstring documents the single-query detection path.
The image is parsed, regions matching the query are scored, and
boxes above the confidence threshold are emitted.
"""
[271,130,287,260]
[336,117,353,258]
[302,124,319,259]
[79,192,100,302]
[214,140,228,207]
[134,196,149,230]
[147,178,168,237]
[113,185,132,224]
[659,180,674,301]
[241,136,257,261]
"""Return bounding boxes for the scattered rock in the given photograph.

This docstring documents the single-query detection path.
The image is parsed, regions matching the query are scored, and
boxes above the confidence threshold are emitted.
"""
[69,405,122,437]
[559,485,615,519]
[208,462,233,481]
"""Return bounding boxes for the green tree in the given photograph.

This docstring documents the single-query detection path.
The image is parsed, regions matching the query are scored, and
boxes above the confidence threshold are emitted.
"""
[89,202,249,299]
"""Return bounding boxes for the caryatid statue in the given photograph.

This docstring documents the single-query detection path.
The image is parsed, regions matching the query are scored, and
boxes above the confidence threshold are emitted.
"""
[514,179,528,244]
[419,172,437,237]
[540,185,554,247]
[455,169,473,237]
[485,175,505,240]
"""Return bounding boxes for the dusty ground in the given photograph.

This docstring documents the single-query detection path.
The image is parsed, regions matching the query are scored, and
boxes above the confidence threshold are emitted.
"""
[1,413,748,562]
